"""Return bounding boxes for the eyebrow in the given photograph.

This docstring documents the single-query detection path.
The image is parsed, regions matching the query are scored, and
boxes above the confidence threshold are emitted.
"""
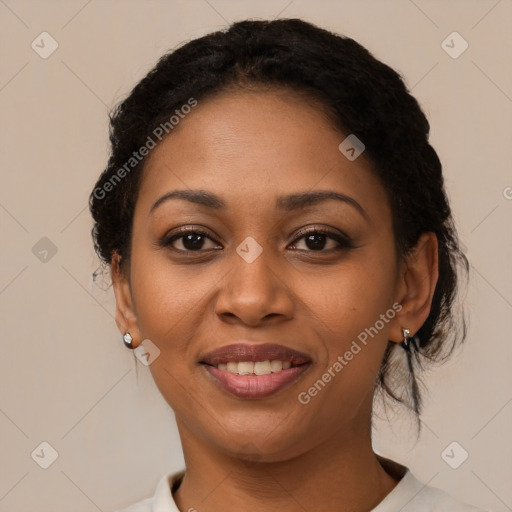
[149,189,369,221]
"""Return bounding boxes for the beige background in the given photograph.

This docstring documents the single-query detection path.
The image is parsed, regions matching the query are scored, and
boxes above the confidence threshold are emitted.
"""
[0,0,511,511]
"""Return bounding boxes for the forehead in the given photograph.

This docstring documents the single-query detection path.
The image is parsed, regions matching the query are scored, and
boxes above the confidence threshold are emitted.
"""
[136,89,389,220]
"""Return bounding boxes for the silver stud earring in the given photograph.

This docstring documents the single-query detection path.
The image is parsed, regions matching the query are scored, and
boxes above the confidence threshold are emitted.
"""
[401,328,411,349]
[123,332,134,349]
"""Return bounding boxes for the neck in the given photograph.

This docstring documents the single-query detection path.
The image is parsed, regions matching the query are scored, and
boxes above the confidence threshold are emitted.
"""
[173,414,401,512]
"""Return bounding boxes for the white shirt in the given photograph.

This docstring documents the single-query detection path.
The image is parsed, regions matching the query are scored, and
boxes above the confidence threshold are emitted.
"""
[113,466,487,512]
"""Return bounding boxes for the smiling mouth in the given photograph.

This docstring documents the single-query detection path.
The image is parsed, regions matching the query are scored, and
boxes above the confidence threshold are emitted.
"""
[198,343,312,398]
[200,359,312,399]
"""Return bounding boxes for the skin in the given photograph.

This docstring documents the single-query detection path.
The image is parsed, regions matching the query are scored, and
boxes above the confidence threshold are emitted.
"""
[111,87,438,512]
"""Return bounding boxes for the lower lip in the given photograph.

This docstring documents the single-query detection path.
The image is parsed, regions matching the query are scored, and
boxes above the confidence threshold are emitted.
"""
[202,363,311,399]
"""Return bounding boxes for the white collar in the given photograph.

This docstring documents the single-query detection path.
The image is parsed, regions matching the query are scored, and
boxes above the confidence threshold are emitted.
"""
[151,470,184,512]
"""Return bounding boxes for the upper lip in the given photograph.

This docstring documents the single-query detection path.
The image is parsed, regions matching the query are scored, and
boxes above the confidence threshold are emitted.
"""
[200,343,312,366]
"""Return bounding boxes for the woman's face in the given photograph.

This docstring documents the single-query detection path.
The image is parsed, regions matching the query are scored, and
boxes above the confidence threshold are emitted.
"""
[114,88,408,461]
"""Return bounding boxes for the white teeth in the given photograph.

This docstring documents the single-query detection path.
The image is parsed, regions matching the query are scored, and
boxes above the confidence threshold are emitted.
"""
[227,362,238,373]
[216,360,295,375]
[254,360,272,375]
[238,361,254,375]
[270,360,282,373]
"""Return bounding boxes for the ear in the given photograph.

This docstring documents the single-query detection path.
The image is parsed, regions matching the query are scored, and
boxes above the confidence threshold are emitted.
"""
[111,251,141,348]
[389,232,439,343]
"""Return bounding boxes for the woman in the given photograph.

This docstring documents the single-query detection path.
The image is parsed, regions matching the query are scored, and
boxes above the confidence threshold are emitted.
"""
[89,18,485,512]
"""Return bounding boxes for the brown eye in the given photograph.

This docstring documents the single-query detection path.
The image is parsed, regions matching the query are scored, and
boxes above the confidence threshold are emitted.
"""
[290,228,354,252]
[159,228,221,252]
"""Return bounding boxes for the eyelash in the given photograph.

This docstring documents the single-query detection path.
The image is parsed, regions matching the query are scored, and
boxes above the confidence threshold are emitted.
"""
[157,226,355,255]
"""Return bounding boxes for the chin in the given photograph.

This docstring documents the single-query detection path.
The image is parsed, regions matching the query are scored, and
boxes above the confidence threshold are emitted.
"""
[213,426,306,463]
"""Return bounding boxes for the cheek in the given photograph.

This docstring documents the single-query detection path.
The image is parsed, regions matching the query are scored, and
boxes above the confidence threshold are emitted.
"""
[297,280,394,426]
[129,253,216,412]
[130,248,213,335]
[302,248,397,344]
[297,247,397,399]
[128,252,222,393]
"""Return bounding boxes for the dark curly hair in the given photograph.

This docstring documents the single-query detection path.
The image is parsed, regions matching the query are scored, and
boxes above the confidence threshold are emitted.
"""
[89,18,469,425]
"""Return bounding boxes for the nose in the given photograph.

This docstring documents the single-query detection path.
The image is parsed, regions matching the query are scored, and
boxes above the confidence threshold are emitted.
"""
[214,247,295,327]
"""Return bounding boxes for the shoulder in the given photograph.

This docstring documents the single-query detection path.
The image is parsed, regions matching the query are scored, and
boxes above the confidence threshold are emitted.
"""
[111,470,185,512]
[374,469,488,512]
[403,480,487,512]
[112,497,152,512]
[373,455,487,512]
